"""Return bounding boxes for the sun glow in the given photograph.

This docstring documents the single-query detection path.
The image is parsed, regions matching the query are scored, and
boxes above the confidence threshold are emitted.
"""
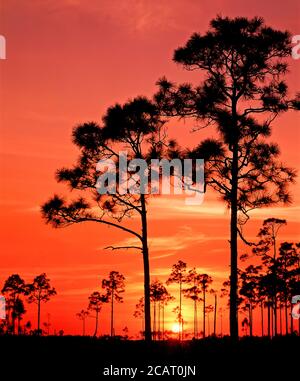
[171,323,181,333]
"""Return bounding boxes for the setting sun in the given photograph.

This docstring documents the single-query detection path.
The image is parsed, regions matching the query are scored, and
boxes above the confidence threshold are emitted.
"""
[171,323,181,333]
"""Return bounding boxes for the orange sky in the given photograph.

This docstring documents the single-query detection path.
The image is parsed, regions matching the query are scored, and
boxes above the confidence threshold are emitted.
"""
[0,0,299,337]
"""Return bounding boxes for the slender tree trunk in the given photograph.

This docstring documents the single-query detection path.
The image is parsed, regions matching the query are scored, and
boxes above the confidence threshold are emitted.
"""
[153,301,156,341]
[214,294,217,337]
[230,98,239,341]
[220,310,223,338]
[290,304,294,334]
[94,309,98,337]
[111,289,114,337]
[261,301,264,337]
[249,302,253,337]
[12,296,16,335]
[271,304,273,337]
[285,298,288,335]
[203,288,206,338]
[279,304,282,335]
[194,299,197,338]
[140,194,151,342]
[273,235,278,336]
[37,298,41,336]
[207,312,210,336]
[267,301,271,338]
[162,304,165,340]
[158,302,161,340]
[179,277,182,341]
[273,298,277,336]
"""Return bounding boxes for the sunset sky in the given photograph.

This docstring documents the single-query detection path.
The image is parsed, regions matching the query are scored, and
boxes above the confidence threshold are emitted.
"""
[0,0,299,337]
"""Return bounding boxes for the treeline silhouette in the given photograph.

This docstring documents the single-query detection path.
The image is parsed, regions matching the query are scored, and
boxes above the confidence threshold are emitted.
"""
[238,219,300,337]
[74,220,299,340]
[0,273,56,335]
[2,230,297,339]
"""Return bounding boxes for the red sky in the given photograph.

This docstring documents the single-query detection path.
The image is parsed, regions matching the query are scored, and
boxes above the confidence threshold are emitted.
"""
[0,0,299,337]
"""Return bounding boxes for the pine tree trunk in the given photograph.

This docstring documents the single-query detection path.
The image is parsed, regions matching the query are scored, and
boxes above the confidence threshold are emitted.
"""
[158,303,161,340]
[261,301,264,337]
[37,298,41,336]
[290,304,294,334]
[279,304,282,335]
[273,236,278,336]
[162,304,165,340]
[203,288,206,338]
[179,277,182,341]
[267,301,271,338]
[194,299,197,338]
[230,98,239,340]
[140,194,152,342]
[94,309,98,337]
[249,302,253,337]
[111,289,114,337]
[285,299,288,335]
[153,301,156,341]
[214,294,217,336]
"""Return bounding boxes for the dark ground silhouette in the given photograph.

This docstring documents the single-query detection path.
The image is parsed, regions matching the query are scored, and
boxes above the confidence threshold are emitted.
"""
[0,336,298,379]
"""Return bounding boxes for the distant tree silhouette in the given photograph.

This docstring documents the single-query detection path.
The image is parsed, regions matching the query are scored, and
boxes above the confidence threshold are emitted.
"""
[133,297,145,337]
[14,298,26,335]
[241,219,300,337]
[210,289,218,337]
[102,271,125,337]
[76,310,89,336]
[241,317,249,336]
[239,265,262,337]
[24,321,32,335]
[27,273,56,335]
[198,274,213,338]
[205,305,214,336]
[277,242,300,334]
[254,218,287,335]
[1,274,26,334]
[155,16,299,339]
[149,280,172,340]
[167,260,187,340]
[183,268,203,338]
[88,291,108,337]
[41,97,172,342]
[159,285,174,340]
